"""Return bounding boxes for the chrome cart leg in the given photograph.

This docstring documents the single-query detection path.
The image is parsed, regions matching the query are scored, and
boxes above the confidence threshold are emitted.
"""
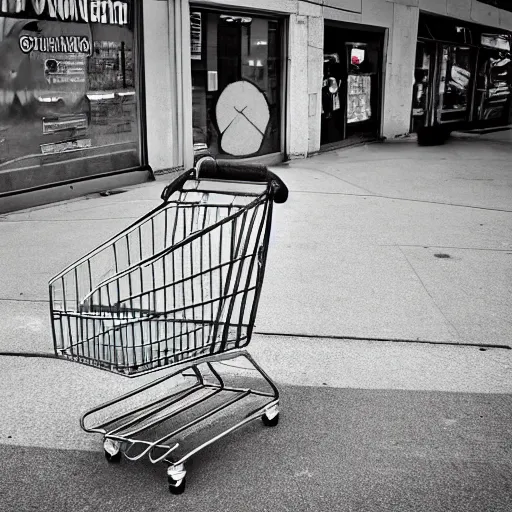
[238,351,280,426]
[262,403,279,427]
[167,463,187,495]
[103,438,122,463]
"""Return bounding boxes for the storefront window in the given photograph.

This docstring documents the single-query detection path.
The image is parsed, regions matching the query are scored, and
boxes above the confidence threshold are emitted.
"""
[437,45,473,122]
[0,1,141,194]
[190,10,282,158]
[411,41,434,132]
[413,13,512,131]
[476,35,511,122]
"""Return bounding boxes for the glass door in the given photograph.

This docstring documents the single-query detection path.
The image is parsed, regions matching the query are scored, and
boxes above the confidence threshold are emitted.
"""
[411,41,436,132]
[345,41,380,137]
[436,45,475,124]
[321,24,383,147]
[190,10,284,159]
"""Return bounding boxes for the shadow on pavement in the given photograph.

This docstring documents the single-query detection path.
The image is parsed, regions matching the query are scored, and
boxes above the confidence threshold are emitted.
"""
[1,385,511,512]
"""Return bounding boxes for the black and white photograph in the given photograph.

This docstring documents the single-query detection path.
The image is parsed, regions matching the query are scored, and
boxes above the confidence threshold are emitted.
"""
[0,1,511,511]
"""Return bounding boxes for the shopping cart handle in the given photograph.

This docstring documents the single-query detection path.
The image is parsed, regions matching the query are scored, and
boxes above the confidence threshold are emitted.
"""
[161,169,195,202]
[197,160,288,204]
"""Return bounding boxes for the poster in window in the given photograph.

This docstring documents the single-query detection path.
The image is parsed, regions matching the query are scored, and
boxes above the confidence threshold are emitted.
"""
[347,74,372,124]
[480,34,511,51]
[190,12,202,60]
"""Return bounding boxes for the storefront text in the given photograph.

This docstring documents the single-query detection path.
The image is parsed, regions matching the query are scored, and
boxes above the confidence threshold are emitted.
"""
[19,34,91,53]
[0,0,129,26]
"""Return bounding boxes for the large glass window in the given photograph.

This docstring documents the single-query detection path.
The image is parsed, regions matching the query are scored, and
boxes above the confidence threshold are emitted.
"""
[413,13,512,131]
[437,45,474,123]
[0,1,141,194]
[475,35,511,122]
[440,46,472,111]
[190,10,283,158]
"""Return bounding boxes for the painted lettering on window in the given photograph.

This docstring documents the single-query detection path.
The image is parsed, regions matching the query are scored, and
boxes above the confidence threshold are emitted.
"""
[19,35,91,53]
[0,1,129,26]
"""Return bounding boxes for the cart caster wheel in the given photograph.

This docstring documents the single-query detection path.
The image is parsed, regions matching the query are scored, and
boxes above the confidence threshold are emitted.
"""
[167,464,186,495]
[105,450,122,463]
[168,476,186,495]
[103,438,121,463]
[262,405,279,427]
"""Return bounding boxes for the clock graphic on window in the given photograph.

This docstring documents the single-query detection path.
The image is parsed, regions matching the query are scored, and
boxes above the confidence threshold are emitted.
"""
[215,80,270,157]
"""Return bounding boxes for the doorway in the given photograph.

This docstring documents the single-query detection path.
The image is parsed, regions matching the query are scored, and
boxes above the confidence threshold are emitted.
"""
[190,9,285,159]
[321,23,384,148]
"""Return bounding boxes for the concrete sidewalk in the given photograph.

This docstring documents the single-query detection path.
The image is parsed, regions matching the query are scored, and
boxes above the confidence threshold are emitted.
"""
[1,136,511,352]
[1,137,511,511]
[257,137,512,346]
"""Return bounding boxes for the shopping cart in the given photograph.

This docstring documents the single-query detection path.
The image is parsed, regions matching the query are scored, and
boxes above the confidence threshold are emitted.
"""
[49,160,288,494]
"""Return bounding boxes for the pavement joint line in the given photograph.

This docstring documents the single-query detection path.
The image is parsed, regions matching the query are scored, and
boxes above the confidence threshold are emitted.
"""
[254,332,512,350]
[0,217,141,223]
[381,244,512,253]
[0,351,60,360]
[289,190,512,213]
[284,154,512,165]
[309,167,375,195]
[1,337,510,363]
[58,199,160,214]
[397,246,463,340]
[0,298,49,303]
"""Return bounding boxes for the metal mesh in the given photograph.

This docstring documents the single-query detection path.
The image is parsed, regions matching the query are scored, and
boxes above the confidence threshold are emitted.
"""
[49,180,273,376]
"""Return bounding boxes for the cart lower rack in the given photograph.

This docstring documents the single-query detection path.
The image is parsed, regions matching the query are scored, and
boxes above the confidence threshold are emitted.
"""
[49,160,288,494]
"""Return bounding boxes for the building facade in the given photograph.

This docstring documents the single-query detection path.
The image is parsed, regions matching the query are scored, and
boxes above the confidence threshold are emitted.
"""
[1,0,511,212]
[150,0,511,169]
